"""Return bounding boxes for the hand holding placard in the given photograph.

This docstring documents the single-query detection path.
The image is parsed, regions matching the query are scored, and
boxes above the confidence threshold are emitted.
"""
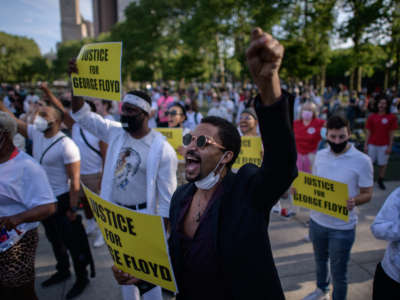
[70,42,122,101]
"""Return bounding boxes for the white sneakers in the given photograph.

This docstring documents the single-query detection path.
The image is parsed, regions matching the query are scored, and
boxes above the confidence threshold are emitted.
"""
[93,230,105,248]
[272,201,282,214]
[86,218,105,248]
[302,288,330,300]
[85,218,97,235]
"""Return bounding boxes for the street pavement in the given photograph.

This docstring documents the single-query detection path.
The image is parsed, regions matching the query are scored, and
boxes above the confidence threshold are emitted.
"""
[35,181,398,300]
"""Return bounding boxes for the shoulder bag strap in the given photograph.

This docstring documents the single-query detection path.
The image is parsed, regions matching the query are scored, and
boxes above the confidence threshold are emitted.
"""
[79,128,102,157]
[39,136,67,164]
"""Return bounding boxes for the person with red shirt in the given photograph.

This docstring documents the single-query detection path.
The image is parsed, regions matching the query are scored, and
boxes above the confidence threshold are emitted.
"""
[364,97,398,190]
[294,102,325,173]
[281,102,325,220]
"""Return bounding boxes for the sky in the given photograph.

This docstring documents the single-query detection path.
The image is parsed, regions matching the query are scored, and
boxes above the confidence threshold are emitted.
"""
[0,0,93,55]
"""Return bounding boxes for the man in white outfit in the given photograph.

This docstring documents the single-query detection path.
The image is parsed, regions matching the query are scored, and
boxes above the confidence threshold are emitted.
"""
[70,87,177,300]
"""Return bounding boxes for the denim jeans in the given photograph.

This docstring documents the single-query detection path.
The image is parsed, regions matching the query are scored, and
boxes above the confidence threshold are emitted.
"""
[309,219,355,300]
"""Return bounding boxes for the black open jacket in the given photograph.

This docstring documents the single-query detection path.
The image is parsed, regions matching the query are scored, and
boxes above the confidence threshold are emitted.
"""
[168,92,298,299]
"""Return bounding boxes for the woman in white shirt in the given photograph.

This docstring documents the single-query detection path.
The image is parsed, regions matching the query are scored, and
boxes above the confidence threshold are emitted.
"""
[0,111,56,299]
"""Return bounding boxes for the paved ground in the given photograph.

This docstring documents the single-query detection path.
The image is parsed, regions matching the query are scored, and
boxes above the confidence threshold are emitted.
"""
[35,181,398,300]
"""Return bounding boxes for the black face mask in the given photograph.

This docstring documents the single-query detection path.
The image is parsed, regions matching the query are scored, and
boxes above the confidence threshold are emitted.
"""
[328,140,348,154]
[120,114,144,133]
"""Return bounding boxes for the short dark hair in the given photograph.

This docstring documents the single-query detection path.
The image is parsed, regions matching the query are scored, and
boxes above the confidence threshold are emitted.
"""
[168,102,187,121]
[201,116,241,170]
[374,96,391,114]
[86,100,97,113]
[102,100,112,112]
[326,115,350,132]
[48,104,64,122]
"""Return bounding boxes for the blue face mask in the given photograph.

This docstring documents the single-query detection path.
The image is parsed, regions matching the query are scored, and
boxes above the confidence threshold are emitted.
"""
[320,127,327,140]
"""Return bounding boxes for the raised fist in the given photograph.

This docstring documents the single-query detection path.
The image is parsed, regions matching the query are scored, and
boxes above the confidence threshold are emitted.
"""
[246,28,284,99]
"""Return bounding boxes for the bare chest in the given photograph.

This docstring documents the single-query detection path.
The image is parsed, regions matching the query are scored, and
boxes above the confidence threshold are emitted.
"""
[183,194,208,239]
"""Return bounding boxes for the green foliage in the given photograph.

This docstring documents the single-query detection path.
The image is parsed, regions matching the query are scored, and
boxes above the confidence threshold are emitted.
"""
[0,31,41,82]
[109,0,287,84]
[2,0,400,91]
[52,39,85,79]
[18,56,50,82]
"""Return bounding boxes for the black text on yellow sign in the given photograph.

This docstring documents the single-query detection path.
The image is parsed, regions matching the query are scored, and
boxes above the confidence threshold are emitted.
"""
[292,172,349,222]
[71,42,122,102]
[232,136,262,169]
[82,185,178,292]
[155,128,183,160]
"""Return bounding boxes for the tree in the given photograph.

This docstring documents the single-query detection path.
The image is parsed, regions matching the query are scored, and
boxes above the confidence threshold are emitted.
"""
[279,0,336,92]
[338,0,386,92]
[52,40,85,79]
[18,56,50,82]
[0,31,41,82]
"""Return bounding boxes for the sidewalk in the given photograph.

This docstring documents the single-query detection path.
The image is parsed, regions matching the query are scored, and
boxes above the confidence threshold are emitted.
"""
[35,181,398,299]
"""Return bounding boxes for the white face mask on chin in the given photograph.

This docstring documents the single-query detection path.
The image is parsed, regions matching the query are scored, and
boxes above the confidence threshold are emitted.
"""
[195,152,227,190]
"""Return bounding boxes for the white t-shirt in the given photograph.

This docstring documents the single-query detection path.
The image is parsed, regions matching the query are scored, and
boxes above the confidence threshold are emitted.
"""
[184,111,203,131]
[220,99,235,122]
[208,105,231,122]
[104,114,116,121]
[148,100,158,128]
[111,130,156,206]
[3,96,14,113]
[311,144,373,230]
[0,151,56,251]
[72,123,102,175]
[28,125,81,197]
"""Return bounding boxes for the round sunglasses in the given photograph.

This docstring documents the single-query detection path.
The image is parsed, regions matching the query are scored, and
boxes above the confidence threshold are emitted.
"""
[182,133,225,150]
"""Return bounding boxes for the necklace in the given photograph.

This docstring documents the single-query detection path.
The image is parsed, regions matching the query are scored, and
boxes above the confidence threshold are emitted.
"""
[195,198,202,223]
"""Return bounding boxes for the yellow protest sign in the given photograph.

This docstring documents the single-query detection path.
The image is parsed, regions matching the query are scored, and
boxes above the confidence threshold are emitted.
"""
[71,42,122,101]
[232,136,262,169]
[155,128,184,160]
[82,185,178,293]
[292,172,349,222]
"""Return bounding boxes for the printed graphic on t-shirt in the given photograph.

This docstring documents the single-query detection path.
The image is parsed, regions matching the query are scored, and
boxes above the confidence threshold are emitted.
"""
[307,127,316,135]
[382,118,388,124]
[114,147,141,191]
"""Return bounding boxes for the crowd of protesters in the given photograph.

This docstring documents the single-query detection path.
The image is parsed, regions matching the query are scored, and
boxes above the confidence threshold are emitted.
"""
[1,29,400,300]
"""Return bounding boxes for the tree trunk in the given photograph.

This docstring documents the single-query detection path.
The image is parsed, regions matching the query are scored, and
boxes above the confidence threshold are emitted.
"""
[384,68,389,91]
[396,42,400,93]
[357,66,362,92]
[320,65,326,95]
[350,70,355,93]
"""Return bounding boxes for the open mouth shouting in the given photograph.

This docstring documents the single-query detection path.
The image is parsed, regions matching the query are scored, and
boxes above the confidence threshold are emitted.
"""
[185,150,201,176]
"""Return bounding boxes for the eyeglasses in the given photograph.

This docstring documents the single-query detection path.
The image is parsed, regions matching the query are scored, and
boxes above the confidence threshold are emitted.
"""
[182,133,225,150]
[165,110,183,117]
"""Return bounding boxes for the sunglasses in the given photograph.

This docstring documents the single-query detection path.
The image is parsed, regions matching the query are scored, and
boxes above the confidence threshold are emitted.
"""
[165,110,183,116]
[182,133,225,150]
[240,115,254,121]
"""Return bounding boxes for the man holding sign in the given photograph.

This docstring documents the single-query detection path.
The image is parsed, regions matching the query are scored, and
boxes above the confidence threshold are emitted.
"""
[303,115,373,300]
[69,81,178,299]
[114,28,298,299]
